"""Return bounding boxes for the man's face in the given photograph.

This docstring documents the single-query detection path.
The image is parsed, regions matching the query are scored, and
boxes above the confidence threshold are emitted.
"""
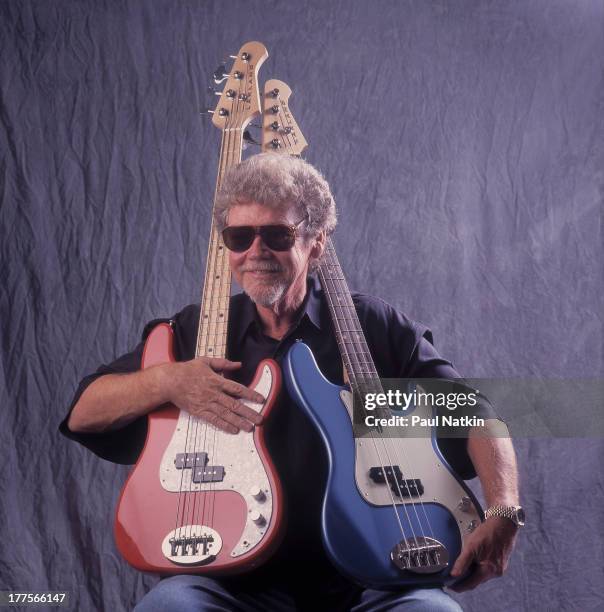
[226,201,319,307]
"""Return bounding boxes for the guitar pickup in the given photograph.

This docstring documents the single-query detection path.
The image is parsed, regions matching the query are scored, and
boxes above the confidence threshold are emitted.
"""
[175,453,224,483]
[174,452,208,470]
[369,466,424,498]
[192,465,225,483]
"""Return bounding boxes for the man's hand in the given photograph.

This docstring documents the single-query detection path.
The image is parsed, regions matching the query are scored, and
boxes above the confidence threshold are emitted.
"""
[449,516,518,592]
[165,357,266,435]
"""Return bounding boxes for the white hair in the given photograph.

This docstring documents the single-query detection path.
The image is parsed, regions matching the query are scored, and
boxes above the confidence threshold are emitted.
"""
[214,153,337,239]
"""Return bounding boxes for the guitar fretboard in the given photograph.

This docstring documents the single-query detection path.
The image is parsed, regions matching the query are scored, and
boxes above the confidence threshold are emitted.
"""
[318,239,383,399]
[195,128,243,359]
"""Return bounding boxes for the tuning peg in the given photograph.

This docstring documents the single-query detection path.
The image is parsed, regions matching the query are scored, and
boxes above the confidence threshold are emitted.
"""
[261,88,280,99]
[230,52,251,61]
[206,86,222,97]
[213,64,229,84]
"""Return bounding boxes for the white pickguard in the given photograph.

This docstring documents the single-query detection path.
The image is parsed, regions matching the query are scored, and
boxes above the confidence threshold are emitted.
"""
[158,365,275,557]
[339,390,482,536]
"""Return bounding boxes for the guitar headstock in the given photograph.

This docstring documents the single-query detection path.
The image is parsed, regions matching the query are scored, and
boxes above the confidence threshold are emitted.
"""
[261,79,308,155]
[211,41,268,131]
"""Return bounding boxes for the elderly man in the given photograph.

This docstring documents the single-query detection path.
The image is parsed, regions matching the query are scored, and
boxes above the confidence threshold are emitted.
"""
[61,153,520,611]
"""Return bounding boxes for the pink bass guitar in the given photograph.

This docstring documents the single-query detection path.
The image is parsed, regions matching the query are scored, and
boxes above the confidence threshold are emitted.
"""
[114,42,286,574]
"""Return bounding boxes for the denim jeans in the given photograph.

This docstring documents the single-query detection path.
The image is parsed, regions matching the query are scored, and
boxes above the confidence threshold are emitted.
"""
[133,575,462,612]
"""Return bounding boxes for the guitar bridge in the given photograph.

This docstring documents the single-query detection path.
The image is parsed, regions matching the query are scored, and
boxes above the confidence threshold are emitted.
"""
[162,525,222,566]
[390,536,449,574]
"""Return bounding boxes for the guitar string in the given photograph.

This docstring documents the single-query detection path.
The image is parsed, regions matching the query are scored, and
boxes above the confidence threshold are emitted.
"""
[174,387,194,543]
[274,98,292,154]
[319,260,429,558]
[204,157,228,535]
[207,67,245,534]
[173,122,229,549]
[207,222,233,532]
[191,125,230,542]
[318,248,416,540]
[281,98,301,155]
[185,199,223,545]
[320,240,437,558]
[202,107,236,536]
[332,256,434,537]
[196,66,245,544]
[200,65,290,547]
[195,224,223,538]
[172,57,262,557]
[325,240,437,551]
[319,262,415,548]
[323,241,437,551]
[277,104,296,154]
[181,94,236,548]
[189,225,216,539]
[194,226,221,536]
[191,229,211,539]
[326,249,437,547]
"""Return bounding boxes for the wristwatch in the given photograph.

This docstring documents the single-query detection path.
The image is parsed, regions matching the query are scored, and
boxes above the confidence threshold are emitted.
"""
[484,505,525,527]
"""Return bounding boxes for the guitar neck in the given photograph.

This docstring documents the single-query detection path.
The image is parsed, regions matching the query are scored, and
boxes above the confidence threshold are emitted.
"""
[193,40,267,359]
[318,239,382,396]
[195,129,243,359]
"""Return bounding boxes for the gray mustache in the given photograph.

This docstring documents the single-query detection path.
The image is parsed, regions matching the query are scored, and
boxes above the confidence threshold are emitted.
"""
[240,263,283,272]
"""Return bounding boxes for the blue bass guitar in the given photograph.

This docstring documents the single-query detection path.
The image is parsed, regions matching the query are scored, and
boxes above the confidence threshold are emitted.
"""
[283,240,483,589]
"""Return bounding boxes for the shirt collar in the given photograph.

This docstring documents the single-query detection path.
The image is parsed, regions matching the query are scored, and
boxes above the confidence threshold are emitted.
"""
[232,274,324,344]
[303,273,323,330]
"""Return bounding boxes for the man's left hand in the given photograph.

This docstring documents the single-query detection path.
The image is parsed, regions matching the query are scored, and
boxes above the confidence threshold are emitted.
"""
[449,516,518,592]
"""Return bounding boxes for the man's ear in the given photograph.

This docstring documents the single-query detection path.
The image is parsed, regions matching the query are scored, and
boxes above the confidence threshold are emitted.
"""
[310,230,326,262]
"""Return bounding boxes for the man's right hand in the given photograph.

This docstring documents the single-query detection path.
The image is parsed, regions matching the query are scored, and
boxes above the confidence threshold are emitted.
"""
[164,357,266,435]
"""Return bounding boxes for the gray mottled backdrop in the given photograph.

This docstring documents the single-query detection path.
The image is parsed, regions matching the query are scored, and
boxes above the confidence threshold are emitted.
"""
[1,1,603,610]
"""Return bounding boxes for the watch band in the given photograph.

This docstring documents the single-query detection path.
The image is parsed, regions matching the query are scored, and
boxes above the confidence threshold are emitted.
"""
[484,505,525,527]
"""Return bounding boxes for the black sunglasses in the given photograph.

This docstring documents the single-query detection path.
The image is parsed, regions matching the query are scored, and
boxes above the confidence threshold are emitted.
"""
[222,216,307,252]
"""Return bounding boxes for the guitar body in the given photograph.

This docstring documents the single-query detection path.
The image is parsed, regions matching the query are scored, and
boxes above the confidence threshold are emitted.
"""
[115,322,284,574]
[283,341,482,589]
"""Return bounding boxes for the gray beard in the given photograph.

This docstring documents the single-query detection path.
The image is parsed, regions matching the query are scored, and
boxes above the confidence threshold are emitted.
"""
[242,278,289,307]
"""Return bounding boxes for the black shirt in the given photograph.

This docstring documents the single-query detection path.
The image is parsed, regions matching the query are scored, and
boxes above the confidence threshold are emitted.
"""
[59,276,495,603]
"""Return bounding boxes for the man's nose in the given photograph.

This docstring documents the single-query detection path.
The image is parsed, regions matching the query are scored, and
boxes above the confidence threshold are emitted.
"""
[247,234,270,256]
